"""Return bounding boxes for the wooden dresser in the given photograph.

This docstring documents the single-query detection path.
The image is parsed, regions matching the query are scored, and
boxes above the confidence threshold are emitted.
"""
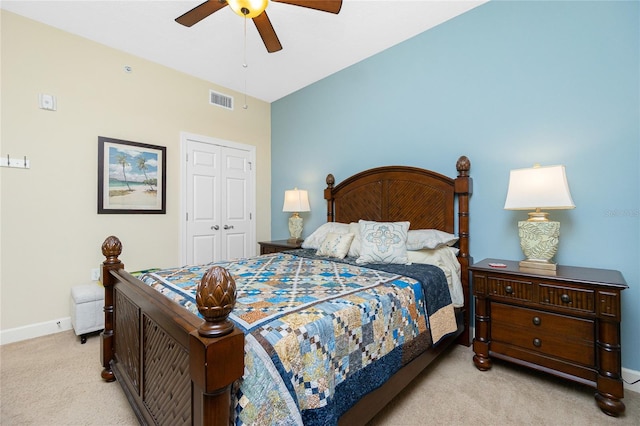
[470,258,628,416]
[258,239,303,255]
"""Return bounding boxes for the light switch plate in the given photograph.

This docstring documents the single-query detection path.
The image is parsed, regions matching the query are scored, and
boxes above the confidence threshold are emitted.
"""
[91,268,100,281]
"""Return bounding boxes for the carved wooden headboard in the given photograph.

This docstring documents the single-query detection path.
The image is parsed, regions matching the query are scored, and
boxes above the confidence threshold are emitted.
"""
[324,156,471,257]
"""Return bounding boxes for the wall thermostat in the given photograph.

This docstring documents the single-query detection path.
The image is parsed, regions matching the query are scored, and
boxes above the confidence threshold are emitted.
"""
[39,93,57,111]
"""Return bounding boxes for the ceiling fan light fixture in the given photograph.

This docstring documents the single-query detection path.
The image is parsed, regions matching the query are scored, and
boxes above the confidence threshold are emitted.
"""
[227,0,269,18]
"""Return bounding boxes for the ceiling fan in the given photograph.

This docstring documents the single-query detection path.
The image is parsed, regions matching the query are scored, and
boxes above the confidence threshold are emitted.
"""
[176,0,343,53]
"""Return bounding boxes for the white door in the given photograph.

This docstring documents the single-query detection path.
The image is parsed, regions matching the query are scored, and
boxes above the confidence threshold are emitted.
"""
[182,134,255,265]
[220,148,252,260]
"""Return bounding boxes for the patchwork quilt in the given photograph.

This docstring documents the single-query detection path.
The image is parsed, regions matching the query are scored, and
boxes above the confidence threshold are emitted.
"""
[139,250,457,425]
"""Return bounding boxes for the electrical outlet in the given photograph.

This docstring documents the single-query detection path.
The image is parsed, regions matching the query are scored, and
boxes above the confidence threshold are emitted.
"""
[91,268,100,281]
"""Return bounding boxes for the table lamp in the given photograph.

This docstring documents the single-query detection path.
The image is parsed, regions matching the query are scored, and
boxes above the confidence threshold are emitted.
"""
[504,164,575,272]
[282,188,310,242]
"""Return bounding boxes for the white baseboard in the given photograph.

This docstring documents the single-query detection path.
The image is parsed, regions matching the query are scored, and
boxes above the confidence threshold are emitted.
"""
[623,367,640,394]
[0,317,72,345]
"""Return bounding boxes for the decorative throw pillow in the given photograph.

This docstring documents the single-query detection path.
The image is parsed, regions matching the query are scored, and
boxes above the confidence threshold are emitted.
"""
[356,220,410,264]
[301,222,350,249]
[316,232,355,259]
[406,229,458,250]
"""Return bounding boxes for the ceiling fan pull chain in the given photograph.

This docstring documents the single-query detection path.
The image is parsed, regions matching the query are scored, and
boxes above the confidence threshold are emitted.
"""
[242,16,249,109]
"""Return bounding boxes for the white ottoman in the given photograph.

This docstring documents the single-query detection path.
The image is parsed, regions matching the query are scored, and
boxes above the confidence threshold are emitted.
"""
[70,283,105,343]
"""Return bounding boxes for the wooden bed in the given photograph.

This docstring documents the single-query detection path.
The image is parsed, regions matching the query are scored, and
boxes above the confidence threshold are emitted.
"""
[99,156,472,425]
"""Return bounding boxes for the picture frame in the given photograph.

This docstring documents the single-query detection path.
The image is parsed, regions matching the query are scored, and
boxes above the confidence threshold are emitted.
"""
[98,136,166,214]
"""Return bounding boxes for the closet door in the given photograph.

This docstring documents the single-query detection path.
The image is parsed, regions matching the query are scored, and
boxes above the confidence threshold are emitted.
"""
[184,137,255,265]
[186,141,221,265]
[220,147,252,260]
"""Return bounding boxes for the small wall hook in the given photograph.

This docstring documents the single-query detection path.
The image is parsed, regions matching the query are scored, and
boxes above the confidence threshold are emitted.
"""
[1,153,31,169]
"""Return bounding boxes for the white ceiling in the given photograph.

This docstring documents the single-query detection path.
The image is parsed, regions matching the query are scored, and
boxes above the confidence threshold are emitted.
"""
[2,1,487,103]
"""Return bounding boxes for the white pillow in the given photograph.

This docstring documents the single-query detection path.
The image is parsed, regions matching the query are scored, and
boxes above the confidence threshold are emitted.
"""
[301,222,350,249]
[348,222,361,257]
[406,246,460,264]
[356,220,410,265]
[406,229,458,251]
[316,232,355,259]
[407,247,464,307]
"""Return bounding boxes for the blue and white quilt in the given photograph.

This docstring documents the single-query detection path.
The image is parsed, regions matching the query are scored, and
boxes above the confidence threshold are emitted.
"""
[139,250,457,425]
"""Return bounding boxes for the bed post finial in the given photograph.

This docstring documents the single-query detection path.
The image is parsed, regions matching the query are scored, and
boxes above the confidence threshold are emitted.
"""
[456,156,471,177]
[102,235,122,264]
[196,266,237,337]
[326,173,335,187]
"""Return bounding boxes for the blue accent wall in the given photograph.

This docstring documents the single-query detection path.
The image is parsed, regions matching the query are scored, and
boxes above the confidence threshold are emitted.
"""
[272,1,639,371]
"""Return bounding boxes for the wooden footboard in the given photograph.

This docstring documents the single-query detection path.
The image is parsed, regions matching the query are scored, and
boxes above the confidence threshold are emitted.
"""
[100,236,244,425]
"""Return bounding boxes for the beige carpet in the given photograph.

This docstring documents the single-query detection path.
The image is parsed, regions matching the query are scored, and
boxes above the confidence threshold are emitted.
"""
[368,343,639,426]
[1,330,638,425]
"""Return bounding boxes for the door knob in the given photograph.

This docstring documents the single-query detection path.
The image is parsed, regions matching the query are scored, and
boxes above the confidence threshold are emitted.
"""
[211,225,219,230]
[224,225,234,230]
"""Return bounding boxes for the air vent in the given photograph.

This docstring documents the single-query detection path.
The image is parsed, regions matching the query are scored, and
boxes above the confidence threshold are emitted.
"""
[209,90,233,110]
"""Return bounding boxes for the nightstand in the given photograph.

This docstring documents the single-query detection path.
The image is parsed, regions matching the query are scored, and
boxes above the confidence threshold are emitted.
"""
[258,239,303,255]
[470,258,628,416]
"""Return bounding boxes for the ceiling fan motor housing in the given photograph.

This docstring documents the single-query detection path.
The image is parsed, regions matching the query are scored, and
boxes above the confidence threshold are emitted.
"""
[228,0,269,18]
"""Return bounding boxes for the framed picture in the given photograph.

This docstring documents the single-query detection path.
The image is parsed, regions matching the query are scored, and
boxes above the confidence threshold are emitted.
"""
[98,136,166,214]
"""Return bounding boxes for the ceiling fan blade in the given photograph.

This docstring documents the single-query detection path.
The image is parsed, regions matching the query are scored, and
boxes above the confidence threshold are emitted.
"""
[272,0,342,14]
[176,0,228,27]
[253,12,283,53]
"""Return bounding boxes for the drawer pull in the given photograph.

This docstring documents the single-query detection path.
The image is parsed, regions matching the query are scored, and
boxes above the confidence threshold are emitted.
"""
[561,294,572,304]
[532,316,541,326]
[505,285,514,295]
[533,338,542,348]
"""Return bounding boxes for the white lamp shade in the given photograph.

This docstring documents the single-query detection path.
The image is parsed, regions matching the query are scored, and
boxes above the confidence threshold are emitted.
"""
[504,165,575,210]
[283,189,310,212]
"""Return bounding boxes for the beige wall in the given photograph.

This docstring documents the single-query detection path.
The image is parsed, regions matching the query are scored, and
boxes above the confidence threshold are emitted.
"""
[0,11,272,331]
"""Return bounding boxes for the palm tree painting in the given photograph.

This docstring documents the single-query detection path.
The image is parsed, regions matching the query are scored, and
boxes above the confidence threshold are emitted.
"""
[98,137,166,214]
